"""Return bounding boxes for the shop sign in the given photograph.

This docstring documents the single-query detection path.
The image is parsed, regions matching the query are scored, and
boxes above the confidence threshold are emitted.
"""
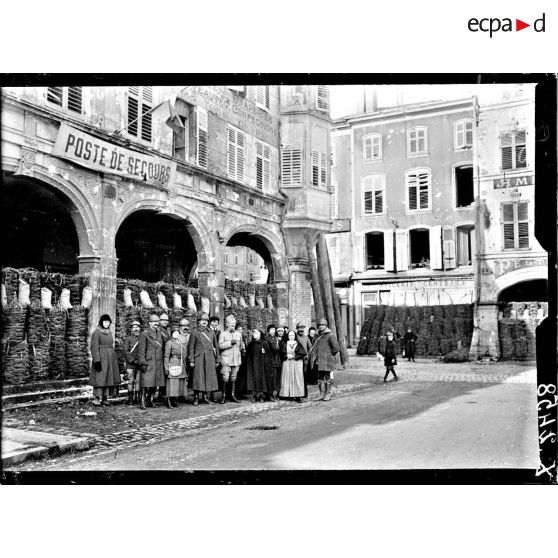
[331,218,351,233]
[493,175,534,189]
[53,123,176,189]
[493,257,547,278]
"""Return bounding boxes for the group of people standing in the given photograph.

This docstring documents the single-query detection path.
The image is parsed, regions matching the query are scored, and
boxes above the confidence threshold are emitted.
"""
[88,311,340,410]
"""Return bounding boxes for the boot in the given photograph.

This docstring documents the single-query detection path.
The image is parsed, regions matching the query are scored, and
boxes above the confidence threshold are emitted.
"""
[208,391,216,403]
[166,396,173,409]
[133,390,139,404]
[172,397,179,408]
[147,388,157,408]
[140,389,147,410]
[323,380,332,401]
[101,396,109,406]
[230,381,240,403]
[193,391,199,406]
[127,391,134,406]
[220,381,228,404]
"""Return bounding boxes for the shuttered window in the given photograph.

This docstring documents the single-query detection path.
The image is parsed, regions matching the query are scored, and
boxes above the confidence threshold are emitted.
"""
[312,150,327,188]
[455,119,473,148]
[316,86,330,111]
[406,168,431,211]
[256,140,271,191]
[408,126,427,155]
[501,130,527,170]
[281,148,302,186]
[363,133,382,161]
[362,175,385,215]
[256,86,270,110]
[502,202,529,249]
[127,86,152,142]
[47,87,82,113]
[227,125,245,182]
[196,107,208,169]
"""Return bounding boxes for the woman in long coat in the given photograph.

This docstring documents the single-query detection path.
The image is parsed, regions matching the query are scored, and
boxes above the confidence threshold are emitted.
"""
[266,324,282,401]
[245,329,274,402]
[164,328,188,408]
[137,314,166,409]
[187,313,219,405]
[280,330,307,402]
[89,314,121,406]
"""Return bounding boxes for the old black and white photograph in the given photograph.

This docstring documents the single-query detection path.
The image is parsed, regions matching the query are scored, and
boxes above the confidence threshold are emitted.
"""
[1,80,555,479]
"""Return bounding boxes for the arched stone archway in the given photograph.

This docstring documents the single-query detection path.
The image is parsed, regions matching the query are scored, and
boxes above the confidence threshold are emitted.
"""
[494,266,548,303]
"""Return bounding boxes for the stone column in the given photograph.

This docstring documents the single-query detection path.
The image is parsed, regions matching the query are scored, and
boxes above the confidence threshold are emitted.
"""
[288,261,312,331]
[197,270,222,319]
[274,280,289,327]
[470,303,500,359]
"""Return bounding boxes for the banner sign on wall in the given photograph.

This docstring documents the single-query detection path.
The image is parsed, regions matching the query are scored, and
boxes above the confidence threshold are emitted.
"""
[52,123,176,189]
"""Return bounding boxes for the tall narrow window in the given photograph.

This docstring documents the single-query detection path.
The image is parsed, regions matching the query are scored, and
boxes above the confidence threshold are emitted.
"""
[312,151,327,188]
[365,232,385,269]
[501,130,527,170]
[407,126,427,155]
[127,86,152,142]
[281,148,302,186]
[454,119,473,149]
[409,229,430,268]
[316,86,330,111]
[406,168,431,211]
[256,86,270,110]
[256,140,271,191]
[47,87,82,114]
[455,164,474,207]
[503,202,529,249]
[362,175,385,215]
[227,126,245,182]
[363,133,382,161]
[457,225,475,266]
[196,107,208,169]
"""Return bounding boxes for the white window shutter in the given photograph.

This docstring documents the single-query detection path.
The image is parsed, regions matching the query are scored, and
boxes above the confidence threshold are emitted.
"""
[396,230,409,271]
[384,231,394,271]
[197,107,208,169]
[470,227,476,262]
[429,225,443,269]
[443,226,456,269]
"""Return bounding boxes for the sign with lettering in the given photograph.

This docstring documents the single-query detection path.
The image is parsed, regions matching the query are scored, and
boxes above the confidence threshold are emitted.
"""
[493,257,547,278]
[178,86,279,145]
[493,175,534,189]
[52,123,176,189]
[331,219,351,233]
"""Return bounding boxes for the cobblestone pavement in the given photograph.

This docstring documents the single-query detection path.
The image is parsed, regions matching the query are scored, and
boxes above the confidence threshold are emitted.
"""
[7,360,537,471]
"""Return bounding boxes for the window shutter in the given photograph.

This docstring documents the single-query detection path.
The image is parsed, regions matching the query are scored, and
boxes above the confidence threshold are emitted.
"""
[407,173,418,210]
[236,130,245,182]
[317,86,329,111]
[442,226,456,269]
[256,141,270,191]
[363,191,373,214]
[282,148,302,186]
[140,86,152,142]
[47,87,63,106]
[501,132,513,170]
[374,189,383,214]
[517,202,529,248]
[515,130,527,168]
[429,225,443,269]
[465,121,473,146]
[67,87,82,113]
[256,86,270,109]
[470,228,476,262]
[455,121,464,148]
[384,231,394,271]
[418,172,429,209]
[312,151,319,187]
[127,96,139,136]
[396,229,409,271]
[320,152,327,186]
[197,107,208,169]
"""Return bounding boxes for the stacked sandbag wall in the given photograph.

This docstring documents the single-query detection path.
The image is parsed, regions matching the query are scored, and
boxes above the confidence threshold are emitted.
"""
[357,304,474,357]
[1,267,90,384]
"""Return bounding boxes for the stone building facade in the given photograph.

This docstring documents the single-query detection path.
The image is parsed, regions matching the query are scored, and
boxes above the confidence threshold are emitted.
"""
[1,85,332,338]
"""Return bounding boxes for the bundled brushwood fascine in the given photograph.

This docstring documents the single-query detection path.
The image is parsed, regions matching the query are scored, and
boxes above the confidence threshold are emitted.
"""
[66,274,83,306]
[3,339,30,385]
[40,272,66,305]
[47,306,67,379]
[2,267,20,302]
[27,302,50,346]
[143,282,158,304]
[19,268,42,303]
[1,301,28,343]
[433,305,445,319]
[155,281,174,306]
[441,317,455,338]
[65,306,89,378]
[127,279,145,305]
[29,339,51,381]
[439,338,451,355]
[116,278,128,303]
[170,307,185,329]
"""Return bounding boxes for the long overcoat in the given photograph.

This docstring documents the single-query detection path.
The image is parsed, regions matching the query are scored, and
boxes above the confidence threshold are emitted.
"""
[404,331,417,355]
[122,334,141,369]
[164,338,188,379]
[381,339,398,367]
[245,338,274,393]
[138,327,166,388]
[89,328,121,388]
[187,327,219,392]
[308,328,340,372]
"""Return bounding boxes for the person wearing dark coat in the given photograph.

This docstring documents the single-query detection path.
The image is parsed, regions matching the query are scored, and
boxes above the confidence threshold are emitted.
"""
[306,326,318,384]
[137,314,166,410]
[308,318,340,401]
[245,329,274,402]
[156,313,170,400]
[266,324,282,401]
[380,331,399,382]
[122,320,142,405]
[404,328,417,362]
[187,313,219,406]
[209,315,222,402]
[233,323,248,398]
[89,314,121,406]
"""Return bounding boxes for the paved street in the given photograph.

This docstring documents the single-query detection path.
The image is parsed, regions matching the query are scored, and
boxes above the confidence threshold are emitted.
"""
[10,359,538,471]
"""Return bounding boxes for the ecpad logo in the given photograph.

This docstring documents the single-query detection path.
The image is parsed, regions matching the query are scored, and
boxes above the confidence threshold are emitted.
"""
[468,13,546,37]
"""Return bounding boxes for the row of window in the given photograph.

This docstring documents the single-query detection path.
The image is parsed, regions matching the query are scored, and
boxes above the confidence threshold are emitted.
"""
[360,124,527,171]
[361,164,474,216]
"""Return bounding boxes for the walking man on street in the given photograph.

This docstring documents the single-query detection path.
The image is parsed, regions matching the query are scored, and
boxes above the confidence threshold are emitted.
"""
[381,330,399,382]
[308,318,340,401]
[122,320,142,405]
